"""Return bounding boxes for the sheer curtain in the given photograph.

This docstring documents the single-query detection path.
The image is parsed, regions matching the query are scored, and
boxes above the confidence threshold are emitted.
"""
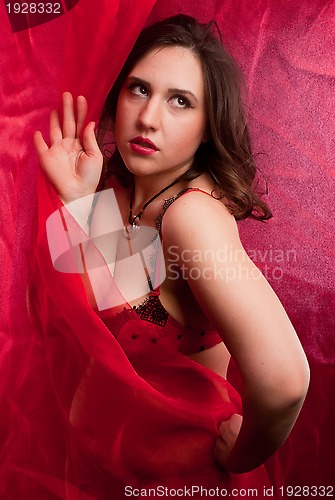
[1,0,334,497]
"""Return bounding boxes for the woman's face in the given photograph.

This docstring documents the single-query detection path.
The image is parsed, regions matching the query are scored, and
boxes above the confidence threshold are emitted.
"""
[114,45,207,181]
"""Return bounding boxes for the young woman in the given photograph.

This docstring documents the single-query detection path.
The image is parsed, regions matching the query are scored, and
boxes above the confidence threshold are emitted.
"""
[34,14,309,496]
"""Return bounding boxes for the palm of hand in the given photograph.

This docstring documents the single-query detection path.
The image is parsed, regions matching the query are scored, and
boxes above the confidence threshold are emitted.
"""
[34,92,103,203]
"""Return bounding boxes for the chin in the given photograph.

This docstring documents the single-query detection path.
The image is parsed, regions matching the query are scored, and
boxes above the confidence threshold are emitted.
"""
[124,165,156,177]
[123,159,160,176]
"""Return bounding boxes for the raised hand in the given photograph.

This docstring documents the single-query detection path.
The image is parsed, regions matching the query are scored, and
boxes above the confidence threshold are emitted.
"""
[34,92,103,203]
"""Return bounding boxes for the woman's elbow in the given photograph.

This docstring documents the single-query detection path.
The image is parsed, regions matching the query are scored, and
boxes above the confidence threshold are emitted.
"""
[280,354,310,409]
[247,357,310,413]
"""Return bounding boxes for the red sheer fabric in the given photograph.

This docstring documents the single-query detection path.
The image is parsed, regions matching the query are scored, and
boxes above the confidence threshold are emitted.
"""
[20,177,270,497]
[1,0,335,498]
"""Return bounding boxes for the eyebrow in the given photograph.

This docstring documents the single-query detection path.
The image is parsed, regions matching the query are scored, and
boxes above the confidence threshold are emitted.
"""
[168,88,199,103]
[127,76,199,103]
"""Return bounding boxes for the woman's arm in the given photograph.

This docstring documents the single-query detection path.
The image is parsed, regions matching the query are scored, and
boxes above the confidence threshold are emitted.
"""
[162,191,310,473]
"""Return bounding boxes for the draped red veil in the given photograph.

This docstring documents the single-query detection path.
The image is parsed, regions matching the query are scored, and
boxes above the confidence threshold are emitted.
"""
[1,0,334,498]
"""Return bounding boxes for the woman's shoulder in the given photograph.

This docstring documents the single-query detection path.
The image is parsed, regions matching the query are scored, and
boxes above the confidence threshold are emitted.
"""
[162,183,237,229]
[164,174,231,216]
[161,184,240,248]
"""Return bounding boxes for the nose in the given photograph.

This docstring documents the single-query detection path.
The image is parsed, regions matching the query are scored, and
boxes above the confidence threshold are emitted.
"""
[137,97,161,131]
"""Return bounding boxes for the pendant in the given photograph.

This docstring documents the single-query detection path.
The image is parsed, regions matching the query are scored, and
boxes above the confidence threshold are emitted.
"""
[123,222,140,239]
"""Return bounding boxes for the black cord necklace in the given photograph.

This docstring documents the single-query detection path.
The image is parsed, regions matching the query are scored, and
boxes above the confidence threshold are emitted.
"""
[124,175,183,239]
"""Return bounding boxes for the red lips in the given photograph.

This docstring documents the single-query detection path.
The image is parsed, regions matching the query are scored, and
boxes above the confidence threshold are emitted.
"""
[130,136,159,151]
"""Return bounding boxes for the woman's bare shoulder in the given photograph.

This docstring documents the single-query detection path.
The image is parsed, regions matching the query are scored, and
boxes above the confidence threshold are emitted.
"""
[161,187,239,247]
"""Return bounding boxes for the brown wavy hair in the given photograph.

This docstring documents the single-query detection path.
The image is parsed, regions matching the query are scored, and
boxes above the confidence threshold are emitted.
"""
[98,14,272,221]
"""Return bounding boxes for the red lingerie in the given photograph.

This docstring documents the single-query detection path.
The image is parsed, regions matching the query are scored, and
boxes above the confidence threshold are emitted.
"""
[22,177,271,498]
[98,287,223,356]
[97,187,223,356]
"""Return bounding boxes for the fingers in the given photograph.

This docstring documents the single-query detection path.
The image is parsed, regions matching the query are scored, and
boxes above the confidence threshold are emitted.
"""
[217,414,242,452]
[82,122,101,157]
[33,131,49,155]
[62,92,89,139]
[213,414,242,469]
[39,92,90,148]
[50,109,62,144]
[62,91,76,138]
[218,414,242,438]
[76,95,88,138]
[228,414,243,434]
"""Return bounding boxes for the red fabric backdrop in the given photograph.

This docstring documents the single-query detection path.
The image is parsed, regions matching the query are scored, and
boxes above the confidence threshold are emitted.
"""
[1,0,334,496]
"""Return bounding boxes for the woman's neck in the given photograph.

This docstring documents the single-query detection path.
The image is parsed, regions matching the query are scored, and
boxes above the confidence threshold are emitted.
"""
[131,172,186,211]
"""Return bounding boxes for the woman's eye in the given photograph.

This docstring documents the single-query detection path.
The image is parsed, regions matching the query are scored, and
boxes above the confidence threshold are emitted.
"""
[170,96,192,109]
[130,85,148,96]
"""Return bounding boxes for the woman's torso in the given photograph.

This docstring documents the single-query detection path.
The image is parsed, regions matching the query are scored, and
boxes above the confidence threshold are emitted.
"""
[90,173,231,378]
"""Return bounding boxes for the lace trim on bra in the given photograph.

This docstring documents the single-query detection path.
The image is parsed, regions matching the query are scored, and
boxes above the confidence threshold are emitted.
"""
[133,291,168,327]
[155,188,190,233]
